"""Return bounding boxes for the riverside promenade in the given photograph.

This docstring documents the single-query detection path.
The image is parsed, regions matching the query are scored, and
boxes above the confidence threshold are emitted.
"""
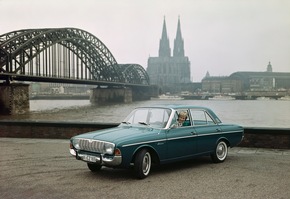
[1,138,290,199]
[1,120,290,149]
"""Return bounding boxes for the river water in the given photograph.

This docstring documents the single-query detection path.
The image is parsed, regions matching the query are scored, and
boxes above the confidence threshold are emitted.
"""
[1,99,289,128]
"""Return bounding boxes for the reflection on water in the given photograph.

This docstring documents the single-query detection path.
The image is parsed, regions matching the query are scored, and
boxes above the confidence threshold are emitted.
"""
[1,99,290,128]
[30,100,91,112]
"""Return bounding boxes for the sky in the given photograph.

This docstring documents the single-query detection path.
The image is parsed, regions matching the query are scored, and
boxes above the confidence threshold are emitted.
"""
[0,0,290,82]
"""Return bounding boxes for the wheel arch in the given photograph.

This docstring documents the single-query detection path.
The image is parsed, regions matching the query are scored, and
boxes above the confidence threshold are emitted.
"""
[216,137,231,147]
[131,145,160,165]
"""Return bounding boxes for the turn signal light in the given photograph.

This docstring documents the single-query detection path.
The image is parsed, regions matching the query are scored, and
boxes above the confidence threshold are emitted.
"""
[114,148,121,156]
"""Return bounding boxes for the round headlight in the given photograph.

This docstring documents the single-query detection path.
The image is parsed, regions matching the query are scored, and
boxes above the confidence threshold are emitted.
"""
[103,142,115,155]
[72,139,80,150]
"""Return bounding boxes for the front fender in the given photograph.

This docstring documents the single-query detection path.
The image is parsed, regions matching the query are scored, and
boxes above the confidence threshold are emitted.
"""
[120,144,161,167]
[132,144,161,165]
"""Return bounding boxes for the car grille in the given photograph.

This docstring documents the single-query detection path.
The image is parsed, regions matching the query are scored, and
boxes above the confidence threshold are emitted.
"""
[79,139,105,153]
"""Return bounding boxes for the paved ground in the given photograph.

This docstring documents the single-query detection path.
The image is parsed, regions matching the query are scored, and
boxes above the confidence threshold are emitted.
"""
[0,138,290,199]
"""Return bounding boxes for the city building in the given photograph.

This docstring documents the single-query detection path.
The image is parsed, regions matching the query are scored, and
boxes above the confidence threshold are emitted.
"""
[202,76,242,94]
[202,62,290,94]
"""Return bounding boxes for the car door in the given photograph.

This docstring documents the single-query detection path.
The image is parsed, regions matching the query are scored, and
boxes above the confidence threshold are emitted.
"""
[166,110,197,161]
[190,109,222,154]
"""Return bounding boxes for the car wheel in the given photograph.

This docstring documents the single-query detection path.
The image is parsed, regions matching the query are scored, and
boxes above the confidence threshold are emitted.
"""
[87,163,102,172]
[134,149,152,179]
[211,140,228,163]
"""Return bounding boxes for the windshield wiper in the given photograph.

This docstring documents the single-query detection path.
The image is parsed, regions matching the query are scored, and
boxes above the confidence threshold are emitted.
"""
[138,121,149,126]
[121,121,131,125]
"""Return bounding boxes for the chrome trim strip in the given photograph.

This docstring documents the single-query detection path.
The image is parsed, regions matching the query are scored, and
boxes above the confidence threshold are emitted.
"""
[121,130,242,147]
[197,130,243,137]
[122,135,197,147]
[122,139,167,147]
[167,135,197,141]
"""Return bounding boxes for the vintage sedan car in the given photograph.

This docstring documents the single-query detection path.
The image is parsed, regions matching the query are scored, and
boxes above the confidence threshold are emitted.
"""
[70,105,244,179]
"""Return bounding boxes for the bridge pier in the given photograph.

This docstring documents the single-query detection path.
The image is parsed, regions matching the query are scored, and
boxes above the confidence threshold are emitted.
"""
[0,83,30,115]
[132,86,158,101]
[90,87,133,105]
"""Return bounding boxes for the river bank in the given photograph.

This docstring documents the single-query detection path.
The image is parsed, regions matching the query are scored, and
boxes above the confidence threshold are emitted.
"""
[0,99,290,128]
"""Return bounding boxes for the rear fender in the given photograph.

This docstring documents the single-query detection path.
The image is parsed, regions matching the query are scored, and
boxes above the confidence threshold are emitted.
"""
[216,137,230,148]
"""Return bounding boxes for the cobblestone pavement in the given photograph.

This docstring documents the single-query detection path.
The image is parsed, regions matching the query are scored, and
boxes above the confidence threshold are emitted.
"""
[1,138,290,199]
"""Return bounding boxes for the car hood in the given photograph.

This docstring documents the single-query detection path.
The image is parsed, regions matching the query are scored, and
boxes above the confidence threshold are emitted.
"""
[73,125,163,146]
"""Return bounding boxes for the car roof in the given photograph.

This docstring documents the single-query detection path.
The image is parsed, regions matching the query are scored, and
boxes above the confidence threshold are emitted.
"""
[137,104,202,109]
[136,105,221,123]
[137,104,212,111]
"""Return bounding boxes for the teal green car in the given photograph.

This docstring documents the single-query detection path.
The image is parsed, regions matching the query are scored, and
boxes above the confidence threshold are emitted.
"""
[70,105,244,179]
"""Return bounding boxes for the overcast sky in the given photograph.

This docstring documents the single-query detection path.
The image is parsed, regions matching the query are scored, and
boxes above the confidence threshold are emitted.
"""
[1,0,289,81]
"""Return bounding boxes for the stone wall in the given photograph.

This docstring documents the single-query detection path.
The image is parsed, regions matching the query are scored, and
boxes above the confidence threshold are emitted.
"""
[240,127,290,149]
[0,121,117,139]
[0,121,289,149]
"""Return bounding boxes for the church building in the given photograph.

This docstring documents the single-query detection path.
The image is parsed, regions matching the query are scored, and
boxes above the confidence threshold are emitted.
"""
[147,17,191,90]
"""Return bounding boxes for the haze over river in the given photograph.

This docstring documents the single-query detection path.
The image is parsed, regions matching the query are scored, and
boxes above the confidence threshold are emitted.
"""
[1,99,290,128]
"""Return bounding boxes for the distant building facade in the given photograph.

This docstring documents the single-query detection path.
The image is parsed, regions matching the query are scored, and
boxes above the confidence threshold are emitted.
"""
[147,17,191,93]
[202,76,242,93]
[202,62,290,93]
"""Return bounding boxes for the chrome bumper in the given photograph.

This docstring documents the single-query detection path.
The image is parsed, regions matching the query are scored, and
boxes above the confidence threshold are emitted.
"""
[70,149,122,167]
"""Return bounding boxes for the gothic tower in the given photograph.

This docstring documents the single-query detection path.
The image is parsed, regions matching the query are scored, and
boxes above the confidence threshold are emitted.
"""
[159,17,171,57]
[173,17,184,57]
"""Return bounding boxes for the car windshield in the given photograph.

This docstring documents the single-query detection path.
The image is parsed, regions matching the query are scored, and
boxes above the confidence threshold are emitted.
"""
[122,108,172,128]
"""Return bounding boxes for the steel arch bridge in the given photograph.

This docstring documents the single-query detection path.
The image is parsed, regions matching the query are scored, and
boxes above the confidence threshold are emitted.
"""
[0,28,149,86]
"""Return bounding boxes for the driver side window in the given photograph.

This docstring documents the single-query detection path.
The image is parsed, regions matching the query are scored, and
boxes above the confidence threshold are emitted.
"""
[170,110,192,127]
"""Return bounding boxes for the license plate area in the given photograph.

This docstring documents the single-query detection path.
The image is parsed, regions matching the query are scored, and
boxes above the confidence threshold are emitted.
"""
[79,154,100,163]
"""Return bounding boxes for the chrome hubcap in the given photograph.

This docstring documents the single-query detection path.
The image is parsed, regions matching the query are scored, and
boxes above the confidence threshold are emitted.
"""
[142,152,151,175]
[217,142,227,160]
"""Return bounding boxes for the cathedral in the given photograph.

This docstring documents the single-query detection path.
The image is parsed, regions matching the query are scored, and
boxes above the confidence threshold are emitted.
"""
[147,17,191,90]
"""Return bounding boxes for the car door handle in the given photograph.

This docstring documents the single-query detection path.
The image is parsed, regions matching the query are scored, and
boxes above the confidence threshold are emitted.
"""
[216,129,221,132]
[191,132,197,135]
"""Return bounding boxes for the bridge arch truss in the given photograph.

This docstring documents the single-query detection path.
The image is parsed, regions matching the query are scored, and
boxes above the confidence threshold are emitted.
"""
[0,28,149,86]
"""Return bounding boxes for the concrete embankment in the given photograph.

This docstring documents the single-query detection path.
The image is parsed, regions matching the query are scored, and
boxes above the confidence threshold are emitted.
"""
[0,120,289,149]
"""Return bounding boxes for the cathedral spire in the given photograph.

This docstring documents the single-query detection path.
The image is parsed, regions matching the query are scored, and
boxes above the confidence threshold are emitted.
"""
[173,16,184,57]
[159,17,171,57]
[267,61,273,72]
